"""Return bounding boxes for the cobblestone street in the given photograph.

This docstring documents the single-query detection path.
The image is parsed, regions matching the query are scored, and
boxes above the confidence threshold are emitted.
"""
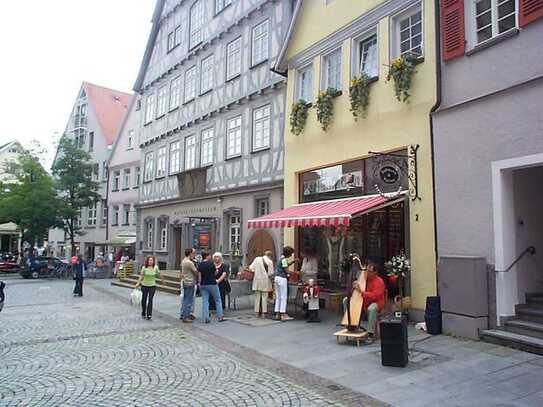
[0,279,381,406]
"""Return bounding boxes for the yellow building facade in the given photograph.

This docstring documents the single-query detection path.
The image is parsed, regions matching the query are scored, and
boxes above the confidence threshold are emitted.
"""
[276,0,438,314]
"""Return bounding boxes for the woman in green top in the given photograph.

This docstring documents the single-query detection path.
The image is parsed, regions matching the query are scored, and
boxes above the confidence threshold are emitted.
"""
[136,255,160,320]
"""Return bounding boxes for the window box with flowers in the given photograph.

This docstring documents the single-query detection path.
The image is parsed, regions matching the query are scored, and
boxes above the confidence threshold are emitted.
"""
[315,88,340,131]
[290,100,310,136]
[386,53,420,103]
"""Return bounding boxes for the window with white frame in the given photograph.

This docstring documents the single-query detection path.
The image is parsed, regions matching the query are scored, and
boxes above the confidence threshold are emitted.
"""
[169,76,182,110]
[396,7,423,57]
[134,167,141,187]
[127,130,134,149]
[156,85,168,117]
[297,65,313,102]
[123,168,131,189]
[76,209,82,227]
[144,151,154,182]
[323,48,342,91]
[200,128,214,166]
[156,146,167,178]
[216,0,232,14]
[251,20,269,66]
[169,141,181,174]
[167,31,175,52]
[201,55,214,94]
[112,206,119,226]
[185,135,197,170]
[92,163,99,181]
[101,200,107,226]
[87,203,97,226]
[229,215,241,253]
[359,34,378,78]
[89,132,94,151]
[226,37,242,80]
[226,115,242,158]
[113,170,120,191]
[472,0,516,46]
[256,198,270,217]
[174,25,182,47]
[159,220,168,250]
[102,161,108,180]
[189,0,205,49]
[146,221,154,249]
[252,105,271,151]
[144,93,155,123]
[123,205,130,225]
[184,66,197,102]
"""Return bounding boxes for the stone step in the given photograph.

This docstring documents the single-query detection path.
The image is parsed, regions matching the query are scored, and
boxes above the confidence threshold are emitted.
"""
[481,329,543,355]
[526,296,543,308]
[111,280,180,296]
[505,319,543,339]
[516,306,543,324]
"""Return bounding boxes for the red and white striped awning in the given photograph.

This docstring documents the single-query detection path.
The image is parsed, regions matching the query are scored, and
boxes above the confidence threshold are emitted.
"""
[248,195,403,229]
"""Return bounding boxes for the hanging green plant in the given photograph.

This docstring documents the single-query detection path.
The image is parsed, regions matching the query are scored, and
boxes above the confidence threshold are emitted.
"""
[349,73,372,120]
[386,53,418,103]
[290,100,310,136]
[316,88,336,131]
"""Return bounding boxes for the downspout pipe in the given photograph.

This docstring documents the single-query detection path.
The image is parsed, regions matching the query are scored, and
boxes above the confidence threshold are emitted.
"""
[430,0,443,295]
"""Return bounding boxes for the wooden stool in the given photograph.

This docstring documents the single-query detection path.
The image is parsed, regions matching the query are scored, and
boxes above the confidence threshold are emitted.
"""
[334,328,368,347]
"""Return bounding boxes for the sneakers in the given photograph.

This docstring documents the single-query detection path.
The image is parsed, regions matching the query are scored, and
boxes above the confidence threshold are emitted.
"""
[282,314,294,321]
[182,318,193,323]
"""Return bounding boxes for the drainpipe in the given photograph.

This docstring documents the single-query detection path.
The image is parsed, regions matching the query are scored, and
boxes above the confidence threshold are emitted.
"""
[430,0,443,295]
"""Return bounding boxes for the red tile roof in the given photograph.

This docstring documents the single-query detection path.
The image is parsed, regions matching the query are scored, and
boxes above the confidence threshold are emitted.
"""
[83,82,132,145]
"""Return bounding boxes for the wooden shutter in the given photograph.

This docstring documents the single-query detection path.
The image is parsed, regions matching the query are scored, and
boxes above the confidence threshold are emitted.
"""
[520,0,543,27]
[441,0,465,61]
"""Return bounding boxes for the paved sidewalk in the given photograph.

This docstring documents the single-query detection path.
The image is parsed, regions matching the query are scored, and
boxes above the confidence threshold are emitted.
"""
[96,279,543,406]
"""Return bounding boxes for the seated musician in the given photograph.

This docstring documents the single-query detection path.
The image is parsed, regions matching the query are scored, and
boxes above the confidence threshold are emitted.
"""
[343,260,385,343]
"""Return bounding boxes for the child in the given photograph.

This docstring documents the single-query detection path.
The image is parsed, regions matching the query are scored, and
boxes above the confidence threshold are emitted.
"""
[303,279,321,322]
[0,281,5,312]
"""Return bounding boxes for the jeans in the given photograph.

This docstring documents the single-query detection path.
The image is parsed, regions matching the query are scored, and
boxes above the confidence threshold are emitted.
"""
[274,276,288,313]
[254,291,268,314]
[180,284,195,319]
[342,298,379,334]
[209,283,227,311]
[73,278,83,296]
[141,285,156,317]
[201,284,223,321]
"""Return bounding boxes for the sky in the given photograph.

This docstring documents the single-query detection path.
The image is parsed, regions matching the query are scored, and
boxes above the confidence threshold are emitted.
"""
[0,0,155,169]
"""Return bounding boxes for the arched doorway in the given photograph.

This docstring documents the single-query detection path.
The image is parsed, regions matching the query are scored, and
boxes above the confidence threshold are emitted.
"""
[246,230,276,265]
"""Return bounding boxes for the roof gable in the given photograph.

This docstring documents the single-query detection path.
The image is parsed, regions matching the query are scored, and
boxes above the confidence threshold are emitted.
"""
[83,82,132,145]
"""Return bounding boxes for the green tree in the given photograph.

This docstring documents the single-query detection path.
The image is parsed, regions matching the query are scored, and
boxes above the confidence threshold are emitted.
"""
[0,149,62,247]
[52,136,101,256]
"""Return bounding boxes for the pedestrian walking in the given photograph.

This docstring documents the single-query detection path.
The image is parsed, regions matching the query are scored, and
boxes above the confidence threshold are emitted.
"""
[72,255,85,297]
[274,246,297,321]
[0,281,5,312]
[198,252,225,323]
[135,256,160,321]
[250,251,274,318]
[210,252,229,312]
[180,248,198,323]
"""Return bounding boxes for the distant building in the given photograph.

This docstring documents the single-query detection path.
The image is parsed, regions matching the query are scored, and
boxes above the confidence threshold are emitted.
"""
[106,96,141,260]
[0,140,25,184]
[133,0,293,270]
[48,82,131,259]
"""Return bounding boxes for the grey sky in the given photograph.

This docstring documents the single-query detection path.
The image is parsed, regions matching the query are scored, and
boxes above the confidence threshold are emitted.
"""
[0,0,154,169]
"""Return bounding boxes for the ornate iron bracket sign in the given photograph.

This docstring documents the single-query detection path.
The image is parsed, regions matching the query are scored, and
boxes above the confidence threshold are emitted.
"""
[368,144,421,201]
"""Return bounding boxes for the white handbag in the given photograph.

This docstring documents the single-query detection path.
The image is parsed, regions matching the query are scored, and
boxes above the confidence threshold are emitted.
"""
[130,288,142,306]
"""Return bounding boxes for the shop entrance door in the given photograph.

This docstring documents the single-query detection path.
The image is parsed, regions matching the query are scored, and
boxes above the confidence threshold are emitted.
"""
[246,230,276,265]
[175,226,183,269]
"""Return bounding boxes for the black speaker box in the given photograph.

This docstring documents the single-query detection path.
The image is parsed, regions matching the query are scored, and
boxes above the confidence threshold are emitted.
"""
[380,318,408,367]
[425,296,442,335]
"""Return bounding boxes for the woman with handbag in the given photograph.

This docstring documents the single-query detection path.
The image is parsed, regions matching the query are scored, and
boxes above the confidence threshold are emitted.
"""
[274,246,298,321]
[210,252,229,312]
[249,251,274,318]
[135,255,160,320]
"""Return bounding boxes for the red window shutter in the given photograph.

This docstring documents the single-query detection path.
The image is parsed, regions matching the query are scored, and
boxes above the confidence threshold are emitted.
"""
[519,0,543,27]
[441,0,465,61]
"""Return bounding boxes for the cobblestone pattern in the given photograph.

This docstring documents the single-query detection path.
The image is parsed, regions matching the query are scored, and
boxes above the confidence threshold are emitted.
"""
[0,281,383,406]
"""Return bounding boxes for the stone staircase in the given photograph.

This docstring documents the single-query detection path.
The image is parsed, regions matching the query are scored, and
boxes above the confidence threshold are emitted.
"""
[111,270,181,295]
[482,292,543,355]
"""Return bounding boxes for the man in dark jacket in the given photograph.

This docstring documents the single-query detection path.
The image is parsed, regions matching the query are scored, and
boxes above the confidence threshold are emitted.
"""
[0,281,5,312]
[73,255,85,297]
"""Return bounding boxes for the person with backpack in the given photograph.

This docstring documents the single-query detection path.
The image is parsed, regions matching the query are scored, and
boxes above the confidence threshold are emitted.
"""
[135,255,160,320]
[250,251,274,318]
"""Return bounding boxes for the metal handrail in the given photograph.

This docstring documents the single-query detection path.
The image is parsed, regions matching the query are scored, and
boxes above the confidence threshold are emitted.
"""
[495,246,536,272]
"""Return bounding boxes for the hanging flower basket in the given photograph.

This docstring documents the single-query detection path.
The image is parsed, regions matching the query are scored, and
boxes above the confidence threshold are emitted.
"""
[315,88,337,131]
[349,73,372,120]
[290,100,310,136]
[386,53,418,103]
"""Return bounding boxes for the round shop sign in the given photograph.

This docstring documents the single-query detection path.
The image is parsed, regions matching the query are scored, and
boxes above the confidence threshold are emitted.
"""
[379,165,400,184]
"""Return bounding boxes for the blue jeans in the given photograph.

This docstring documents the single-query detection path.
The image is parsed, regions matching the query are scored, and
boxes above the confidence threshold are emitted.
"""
[180,284,195,319]
[201,284,223,321]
